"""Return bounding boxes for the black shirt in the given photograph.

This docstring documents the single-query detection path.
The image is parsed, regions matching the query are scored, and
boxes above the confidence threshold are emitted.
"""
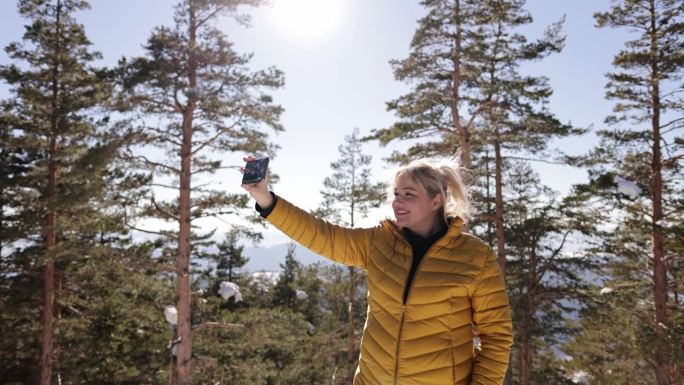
[402,223,448,304]
[255,191,278,217]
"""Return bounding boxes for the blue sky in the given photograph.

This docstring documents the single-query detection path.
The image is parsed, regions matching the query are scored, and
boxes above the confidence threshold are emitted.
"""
[0,0,633,246]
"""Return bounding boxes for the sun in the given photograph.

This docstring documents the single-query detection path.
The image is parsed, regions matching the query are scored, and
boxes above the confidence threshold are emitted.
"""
[270,0,346,39]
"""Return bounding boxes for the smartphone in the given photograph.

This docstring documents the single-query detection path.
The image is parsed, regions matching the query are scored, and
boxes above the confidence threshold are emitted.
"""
[241,157,269,185]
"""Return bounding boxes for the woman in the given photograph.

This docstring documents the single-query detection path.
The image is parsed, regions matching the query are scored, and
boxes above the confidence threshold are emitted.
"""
[241,156,512,385]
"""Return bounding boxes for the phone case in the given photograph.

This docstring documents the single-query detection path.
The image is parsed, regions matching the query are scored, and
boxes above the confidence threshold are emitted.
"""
[242,157,269,184]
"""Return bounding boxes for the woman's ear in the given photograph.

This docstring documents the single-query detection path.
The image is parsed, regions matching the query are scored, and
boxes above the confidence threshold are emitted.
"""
[432,194,443,211]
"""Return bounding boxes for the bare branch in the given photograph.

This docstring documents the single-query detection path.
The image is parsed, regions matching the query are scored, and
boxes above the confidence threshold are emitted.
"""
[190,165,235,175]
[534,230,571,288]
[130,155,181,174]
[662,154,684,165]
[190,117,243,156]
[123,207,176,240]
[193,210,240,219]
[151,195,180,221]
[504,155,569,165]
[195,4,229,29]
[149,183,179,190]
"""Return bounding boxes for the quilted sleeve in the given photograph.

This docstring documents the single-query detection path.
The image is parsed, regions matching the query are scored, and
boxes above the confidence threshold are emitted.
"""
[469,248,513,385]
[264,195,374,270]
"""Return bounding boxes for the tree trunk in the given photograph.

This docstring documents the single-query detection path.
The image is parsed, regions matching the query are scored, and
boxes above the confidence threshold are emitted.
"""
[521,249,537,385]
[648,1,669,384]
[485,147,494,245]
[347,198,356,382]
[450,0,470,170]
[494,125,512,385]
[175,2,198,384]
[493,131,505,275]
[40,2,62,383]
[347,266,356,382]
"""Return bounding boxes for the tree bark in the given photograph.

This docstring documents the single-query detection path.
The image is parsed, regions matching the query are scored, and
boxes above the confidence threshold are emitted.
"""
[175,2,198,383]
[521,249,537,385]
[40,1,62,383]
[493,131,506,275]
[347,190,356,382]
[648,2,669,384]
[347,266,356,381]
[450,0,470,170]
[494,123,512,385]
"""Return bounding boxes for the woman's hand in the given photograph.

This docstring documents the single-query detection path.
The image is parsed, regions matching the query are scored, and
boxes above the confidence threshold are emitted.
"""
[240,156,273,209]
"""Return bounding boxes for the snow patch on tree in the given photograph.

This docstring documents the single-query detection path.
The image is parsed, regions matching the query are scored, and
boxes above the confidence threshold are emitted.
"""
[164,306,178,325]
[612,175,641,199]
[599,287,613,295]
[295,290,308,300]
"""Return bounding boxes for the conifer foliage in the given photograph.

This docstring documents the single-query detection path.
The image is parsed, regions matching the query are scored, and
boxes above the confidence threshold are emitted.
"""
[0,1,682,384]
[313,128,385,383]
[0,1,125,383]
[117,0,283,382]
[567,1,684,384]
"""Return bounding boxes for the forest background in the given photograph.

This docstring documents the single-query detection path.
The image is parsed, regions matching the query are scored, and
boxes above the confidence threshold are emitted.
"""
[0,0,682,385]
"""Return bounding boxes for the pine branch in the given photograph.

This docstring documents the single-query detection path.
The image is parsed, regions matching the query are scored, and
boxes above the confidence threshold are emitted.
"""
[195,5,228,29]
[661,117,684,134]
[130,154,180,174]
[534,230,571,289]
[151,195,180,221]
[124,222,175,239]
[123,208,175,239]
[662,154,684,165]
[190,165,234,175]
[190,118,244,156]
[149,183,179,190]
[662,207,683,217]
[504,155,569,165]
[193,210,240,219]
[111,255,176,274]
[138,124,183,146]
[130,94,177,113]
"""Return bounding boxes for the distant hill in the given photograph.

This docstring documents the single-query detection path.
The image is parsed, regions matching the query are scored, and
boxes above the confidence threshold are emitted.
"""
[243,243,331,272]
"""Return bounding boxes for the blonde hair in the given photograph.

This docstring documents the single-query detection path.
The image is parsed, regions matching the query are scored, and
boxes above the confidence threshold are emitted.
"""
[392,157,472,223]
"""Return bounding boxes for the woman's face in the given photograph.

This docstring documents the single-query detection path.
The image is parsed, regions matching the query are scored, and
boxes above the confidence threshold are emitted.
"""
[392,174,442,236]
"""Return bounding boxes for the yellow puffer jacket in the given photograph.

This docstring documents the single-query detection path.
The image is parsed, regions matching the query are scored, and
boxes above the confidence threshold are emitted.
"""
[265,196,513,385]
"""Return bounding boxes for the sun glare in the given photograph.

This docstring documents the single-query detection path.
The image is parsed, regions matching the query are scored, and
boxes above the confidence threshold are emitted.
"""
[270,0,346,39]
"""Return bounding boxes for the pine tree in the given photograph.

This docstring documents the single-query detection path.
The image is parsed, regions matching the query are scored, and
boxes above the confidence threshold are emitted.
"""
[312,127,384,382]
[503,161,597,385]
[272,243,301,309]
[367,0,483,168]
[0,103,35,260]
[569,1,684,383]
[118,0,283,382]
[199,226,256,312]
[369,0,580,273]
[55,241,173,384]
[0,102,39,382]
[214,227,256,282]
[370,6,581,381]
[0,0,124,382]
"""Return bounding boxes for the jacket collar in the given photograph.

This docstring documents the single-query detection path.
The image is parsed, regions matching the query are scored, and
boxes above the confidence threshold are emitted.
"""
[382,216,463,241]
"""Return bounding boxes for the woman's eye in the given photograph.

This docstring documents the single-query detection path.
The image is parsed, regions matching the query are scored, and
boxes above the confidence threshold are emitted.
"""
[393,192,413,199]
